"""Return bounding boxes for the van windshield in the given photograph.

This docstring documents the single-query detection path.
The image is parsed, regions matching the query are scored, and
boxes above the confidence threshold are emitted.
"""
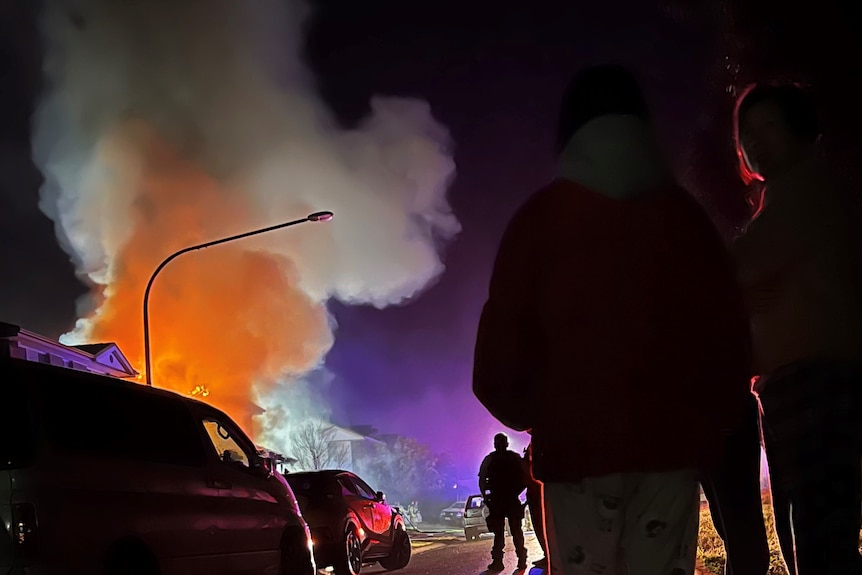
[0,380,35,469]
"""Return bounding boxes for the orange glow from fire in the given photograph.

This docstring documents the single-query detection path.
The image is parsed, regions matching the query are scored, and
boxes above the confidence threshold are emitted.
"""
[82,120,332,433]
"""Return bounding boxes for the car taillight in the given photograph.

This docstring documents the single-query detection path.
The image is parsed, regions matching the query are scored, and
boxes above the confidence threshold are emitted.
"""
[12,503,39,556]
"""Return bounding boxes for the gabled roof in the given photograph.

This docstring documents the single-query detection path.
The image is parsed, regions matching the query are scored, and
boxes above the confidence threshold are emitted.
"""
[73,343,113,355]
[79,342,137,377]
[328,423,386,444]
[0,321,138,378]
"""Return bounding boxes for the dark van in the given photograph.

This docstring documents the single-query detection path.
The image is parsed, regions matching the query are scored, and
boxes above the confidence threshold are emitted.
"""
[0,357,315,575]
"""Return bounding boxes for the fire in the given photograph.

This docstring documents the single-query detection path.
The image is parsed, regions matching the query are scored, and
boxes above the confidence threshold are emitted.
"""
[80,119,333,432]
[190,385,211,398]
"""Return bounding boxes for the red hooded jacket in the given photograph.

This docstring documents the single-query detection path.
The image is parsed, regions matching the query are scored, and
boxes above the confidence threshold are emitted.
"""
[473,177,753,482]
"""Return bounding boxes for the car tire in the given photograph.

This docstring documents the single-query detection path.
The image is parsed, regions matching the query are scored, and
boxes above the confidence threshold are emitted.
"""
[378,526,411,571]
[281,528,315,575]
[464,527,477,541]
[335,526,363,575]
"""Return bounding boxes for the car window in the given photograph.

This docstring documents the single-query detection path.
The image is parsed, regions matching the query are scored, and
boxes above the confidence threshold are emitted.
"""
[350,476,378,500]
[286,474,337,507]
[39,376,206,467]
[202,418,251,468]
[468,497,483,509]
[338,477,358,497]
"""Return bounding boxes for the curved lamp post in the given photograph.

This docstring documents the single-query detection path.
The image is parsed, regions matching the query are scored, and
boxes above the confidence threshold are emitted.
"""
[142,210,334,386]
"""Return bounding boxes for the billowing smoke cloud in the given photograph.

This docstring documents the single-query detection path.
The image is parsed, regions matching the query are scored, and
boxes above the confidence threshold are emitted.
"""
[254,368,336,461]
[32,0,459,434]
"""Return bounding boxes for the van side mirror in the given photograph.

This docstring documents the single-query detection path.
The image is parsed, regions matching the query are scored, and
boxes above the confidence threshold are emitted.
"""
[376,491,386,502]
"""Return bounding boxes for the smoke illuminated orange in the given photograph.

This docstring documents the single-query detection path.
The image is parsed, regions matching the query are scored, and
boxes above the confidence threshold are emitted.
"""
[82,120,333,433]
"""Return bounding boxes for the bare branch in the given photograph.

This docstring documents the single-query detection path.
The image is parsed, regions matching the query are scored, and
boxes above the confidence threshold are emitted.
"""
[290,421,351,470]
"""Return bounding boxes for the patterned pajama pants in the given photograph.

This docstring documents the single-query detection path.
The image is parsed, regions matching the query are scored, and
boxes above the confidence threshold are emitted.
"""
[758,361,862,575]
[544,470,699,575]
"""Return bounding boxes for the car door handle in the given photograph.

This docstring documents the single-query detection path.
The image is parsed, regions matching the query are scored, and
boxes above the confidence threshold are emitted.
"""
[207,479,232,489]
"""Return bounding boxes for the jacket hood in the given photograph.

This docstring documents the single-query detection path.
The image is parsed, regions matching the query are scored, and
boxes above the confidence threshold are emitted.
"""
[557,114,670,200]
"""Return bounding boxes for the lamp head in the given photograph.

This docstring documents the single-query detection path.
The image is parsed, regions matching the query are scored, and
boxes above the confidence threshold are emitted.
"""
[308,211,334,222]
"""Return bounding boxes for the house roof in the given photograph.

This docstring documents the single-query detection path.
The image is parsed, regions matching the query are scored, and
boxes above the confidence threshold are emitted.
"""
[0,321,137,378]
[328,423,386,444]
[73,343,114,355]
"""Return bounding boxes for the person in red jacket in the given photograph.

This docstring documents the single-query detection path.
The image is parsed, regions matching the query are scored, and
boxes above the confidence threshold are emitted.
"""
[473,64,753,575]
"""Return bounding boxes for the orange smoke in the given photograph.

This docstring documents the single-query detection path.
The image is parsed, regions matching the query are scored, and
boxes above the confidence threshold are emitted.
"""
[84,120,332,433]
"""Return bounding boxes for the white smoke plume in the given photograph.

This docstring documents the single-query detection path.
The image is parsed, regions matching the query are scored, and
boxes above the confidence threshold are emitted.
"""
[31,0,459,434]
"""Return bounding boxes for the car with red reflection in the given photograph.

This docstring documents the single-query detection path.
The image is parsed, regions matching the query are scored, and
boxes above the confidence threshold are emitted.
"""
[283,470,411,575]
[0,356,315,574]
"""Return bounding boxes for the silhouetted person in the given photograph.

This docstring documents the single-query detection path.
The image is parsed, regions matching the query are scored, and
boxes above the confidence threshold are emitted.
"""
[479,433,527,572]
[733,82,862,575]
[699,395,770,575]
[473,64,753,575]
[523,443,547,570]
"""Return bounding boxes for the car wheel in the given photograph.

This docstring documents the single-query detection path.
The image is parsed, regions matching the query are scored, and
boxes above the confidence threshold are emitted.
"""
[336,527,363,575]
[281,528,315,575]
[378,526,411,571]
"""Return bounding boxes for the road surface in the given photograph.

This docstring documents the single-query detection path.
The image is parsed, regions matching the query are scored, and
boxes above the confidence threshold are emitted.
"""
[359,530,545,575]
[351,529,715,575]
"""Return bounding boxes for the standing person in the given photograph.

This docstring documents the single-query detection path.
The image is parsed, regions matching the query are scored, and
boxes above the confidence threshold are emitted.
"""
[473,64,753,575]
[479,433,528,572]
[732,82,862,574]
[699,393,770,575]
[524,443,548,571]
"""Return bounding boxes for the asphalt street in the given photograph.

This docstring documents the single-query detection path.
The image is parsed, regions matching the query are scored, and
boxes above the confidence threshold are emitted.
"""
[353,529,716,575]
[358,530,546,575]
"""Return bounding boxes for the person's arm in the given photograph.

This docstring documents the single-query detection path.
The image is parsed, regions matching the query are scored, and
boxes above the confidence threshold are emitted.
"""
[479,453,494,504]
[478,455,490,498]
[473,202,542,431]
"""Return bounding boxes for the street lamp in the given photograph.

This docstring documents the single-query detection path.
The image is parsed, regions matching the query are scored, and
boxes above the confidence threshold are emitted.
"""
[142,210,334,387]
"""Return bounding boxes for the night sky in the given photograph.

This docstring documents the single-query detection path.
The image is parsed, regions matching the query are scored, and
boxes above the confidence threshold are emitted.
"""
[2,0,861,475]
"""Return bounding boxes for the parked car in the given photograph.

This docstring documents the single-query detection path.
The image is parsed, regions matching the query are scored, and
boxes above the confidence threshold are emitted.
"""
[439,500,468,525]
[463,494,490,541]
[284,470,411,575]
[462,494,517,541]
[0,356,315,574]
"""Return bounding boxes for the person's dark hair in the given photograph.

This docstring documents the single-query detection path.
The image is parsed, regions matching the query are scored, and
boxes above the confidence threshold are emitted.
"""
[733,83,819,184]
[555,64,649,154]
[736,83,820,144]
[493,433,508,448]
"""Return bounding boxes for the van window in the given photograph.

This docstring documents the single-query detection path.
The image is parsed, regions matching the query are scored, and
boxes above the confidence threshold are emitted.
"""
[0,379,35,469]
[40,379,206,467]
[202,418,251,468]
